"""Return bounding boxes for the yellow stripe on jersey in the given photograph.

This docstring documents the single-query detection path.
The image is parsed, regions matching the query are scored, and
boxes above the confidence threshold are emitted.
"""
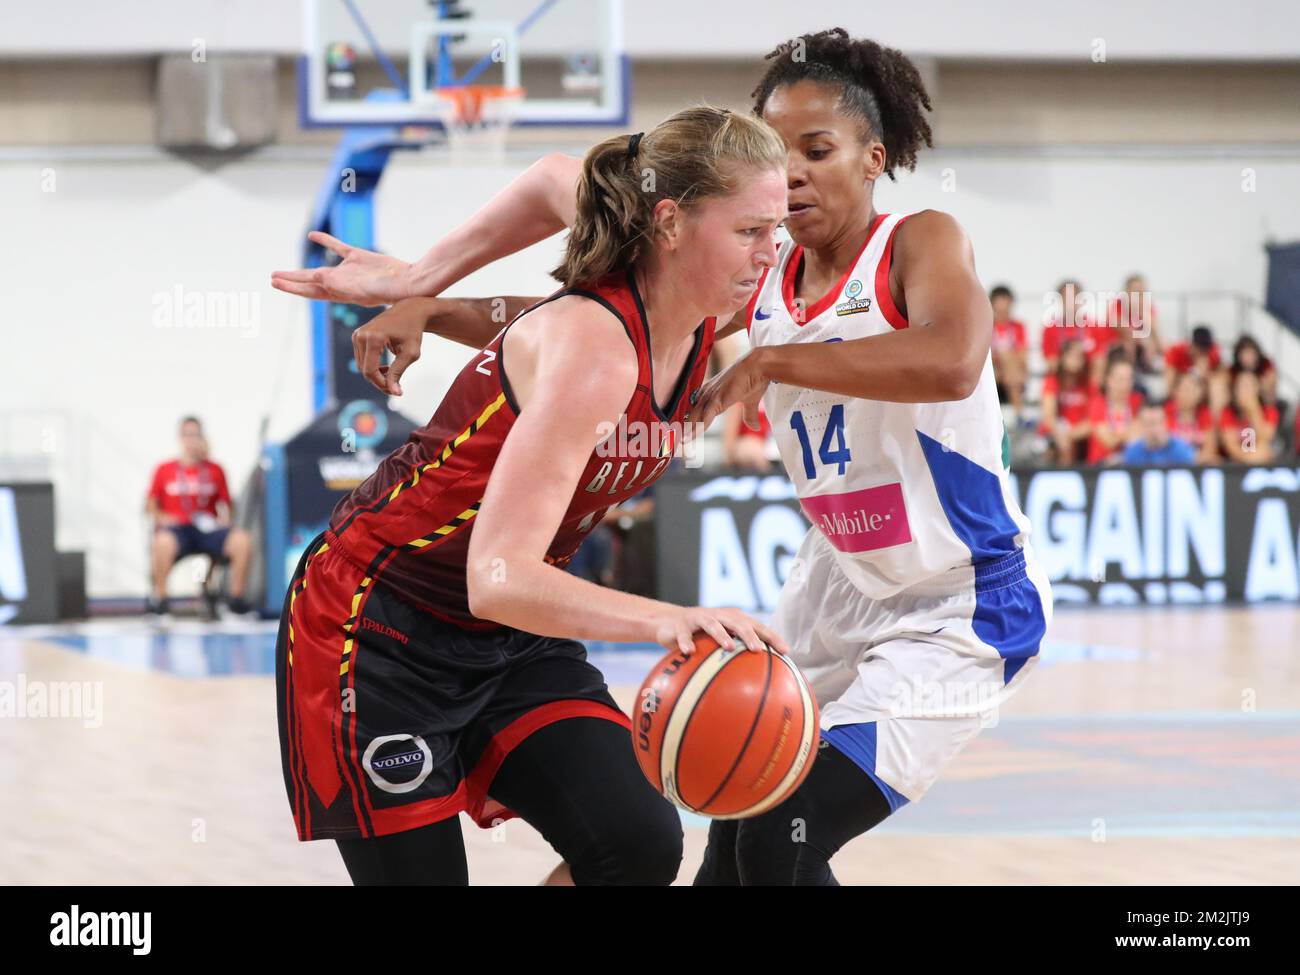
[405,503,481,549]
[385,393,507,504]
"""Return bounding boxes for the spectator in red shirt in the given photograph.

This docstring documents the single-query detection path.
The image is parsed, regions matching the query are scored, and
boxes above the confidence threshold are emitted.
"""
[1165,371,1218,464]
[1108,273,1166,378]
[1086,356,1145,465]
[1229,334,1281,412]
[1039,339,1095,465]
[1218,371,1280,464]
[1164,323,1228,414]
[1041,279,1095,375]
[989,284,1029,421]
[144,416,253,617]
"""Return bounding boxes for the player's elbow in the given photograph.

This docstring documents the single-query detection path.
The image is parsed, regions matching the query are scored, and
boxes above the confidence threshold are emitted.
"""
[465,551,530,623]
[465,558,506,622]
[943,358,982,400]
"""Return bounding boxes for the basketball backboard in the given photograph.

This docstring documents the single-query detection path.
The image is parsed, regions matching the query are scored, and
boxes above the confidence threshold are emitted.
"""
[299,0,627,128]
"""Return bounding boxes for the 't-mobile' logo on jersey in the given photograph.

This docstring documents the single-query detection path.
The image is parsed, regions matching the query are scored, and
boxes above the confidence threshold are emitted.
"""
[800,482,912,553]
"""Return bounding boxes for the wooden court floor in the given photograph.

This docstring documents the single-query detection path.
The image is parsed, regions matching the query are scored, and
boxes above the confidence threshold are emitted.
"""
[1,604,1297,884]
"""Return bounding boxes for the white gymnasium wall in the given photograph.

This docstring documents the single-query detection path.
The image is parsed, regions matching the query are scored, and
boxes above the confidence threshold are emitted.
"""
[4,147,1299,596]
[6,0,1299,60]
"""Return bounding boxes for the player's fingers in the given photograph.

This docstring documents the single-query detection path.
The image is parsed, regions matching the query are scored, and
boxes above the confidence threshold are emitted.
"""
[676,625,695,656]
[307,230,350,257]
[741,400,761,431]
[753,622,788,655]
[271,277,325,300]
[722,615,764,652]
[695,391,723,431]
[270,268,321,284]
[356,333,387,392]
[387,346,419,396]
[698,616,734,652]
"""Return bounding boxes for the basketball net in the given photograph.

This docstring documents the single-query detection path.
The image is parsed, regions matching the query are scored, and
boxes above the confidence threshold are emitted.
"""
[431,85,524,160]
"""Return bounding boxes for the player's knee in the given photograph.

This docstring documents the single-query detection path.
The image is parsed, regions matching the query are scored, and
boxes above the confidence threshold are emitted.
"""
[734,810,802,884]
[693,820,741,886]
[573,800,682,886]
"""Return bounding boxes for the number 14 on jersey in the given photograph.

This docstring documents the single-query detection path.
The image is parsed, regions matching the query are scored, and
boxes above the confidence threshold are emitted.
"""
[790,405,852,479]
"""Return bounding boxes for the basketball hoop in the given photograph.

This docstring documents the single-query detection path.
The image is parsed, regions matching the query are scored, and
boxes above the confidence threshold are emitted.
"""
[431,85,524,159]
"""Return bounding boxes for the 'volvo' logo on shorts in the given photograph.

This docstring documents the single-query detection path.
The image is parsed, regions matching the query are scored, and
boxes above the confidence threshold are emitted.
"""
[362,734,433,794]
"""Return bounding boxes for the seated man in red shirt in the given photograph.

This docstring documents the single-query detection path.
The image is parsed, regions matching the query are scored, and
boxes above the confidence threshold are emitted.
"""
[989,284,1029,422]
[144,416,253,617]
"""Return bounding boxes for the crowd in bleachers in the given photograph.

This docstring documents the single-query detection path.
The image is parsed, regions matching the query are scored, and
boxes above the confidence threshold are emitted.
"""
[990,278,1296,466]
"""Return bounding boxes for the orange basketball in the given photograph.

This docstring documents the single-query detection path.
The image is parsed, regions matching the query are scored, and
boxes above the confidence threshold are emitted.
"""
[632,633,820,819]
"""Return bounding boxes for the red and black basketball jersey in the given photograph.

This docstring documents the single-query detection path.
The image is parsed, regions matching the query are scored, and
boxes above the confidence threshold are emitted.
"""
[328,268,716,629]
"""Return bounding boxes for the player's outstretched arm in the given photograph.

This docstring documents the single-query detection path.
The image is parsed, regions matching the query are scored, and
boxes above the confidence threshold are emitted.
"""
[352,295,542,396]
[465,299,787,657]
[271,153,582,306]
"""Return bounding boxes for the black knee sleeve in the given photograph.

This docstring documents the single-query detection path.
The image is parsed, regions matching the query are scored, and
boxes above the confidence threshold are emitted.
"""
[734,740,893,886]
[569,797,683,886]
[693,819,741,886]
[335,817,469,885]
[489,717,684,886]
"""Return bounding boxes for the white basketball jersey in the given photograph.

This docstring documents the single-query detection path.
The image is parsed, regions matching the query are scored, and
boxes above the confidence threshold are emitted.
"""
[747,212,1031,599]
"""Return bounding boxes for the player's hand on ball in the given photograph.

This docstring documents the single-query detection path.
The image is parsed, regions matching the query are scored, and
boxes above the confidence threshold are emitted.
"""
[353,298,432,396]
[271,232,415,306]
[694,350,770,432]
[654,605,789,657]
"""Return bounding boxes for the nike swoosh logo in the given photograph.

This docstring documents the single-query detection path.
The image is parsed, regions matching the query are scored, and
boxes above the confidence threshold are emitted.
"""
[754,307,772,320]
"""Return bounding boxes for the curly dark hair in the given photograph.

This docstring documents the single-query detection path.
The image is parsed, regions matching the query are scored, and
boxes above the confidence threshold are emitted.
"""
[751,28,933,180]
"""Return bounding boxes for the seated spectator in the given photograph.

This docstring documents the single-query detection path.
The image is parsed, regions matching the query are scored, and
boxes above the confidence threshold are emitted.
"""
[1086,357,1145,465]
[1229,333,1276,386]
[1218,370,1279,464]
[1041,280,1100,375]
[1165,323,1228,413]
[1102,341,1152,400]
[1165,371,1219,464]
[145,416,253,617]
[1230,334,1283,418]
[1038,339,1095,464]
[1109,273,1165,376]
[1123,401,1196,465]
[989,284,1029,422]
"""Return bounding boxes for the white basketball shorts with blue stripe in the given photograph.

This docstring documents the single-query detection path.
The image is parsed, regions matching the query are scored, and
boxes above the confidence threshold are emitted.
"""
[772,527,1054,812]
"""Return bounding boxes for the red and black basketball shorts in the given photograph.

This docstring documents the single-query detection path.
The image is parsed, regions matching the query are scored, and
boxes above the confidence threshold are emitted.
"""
[275,530,631,841]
